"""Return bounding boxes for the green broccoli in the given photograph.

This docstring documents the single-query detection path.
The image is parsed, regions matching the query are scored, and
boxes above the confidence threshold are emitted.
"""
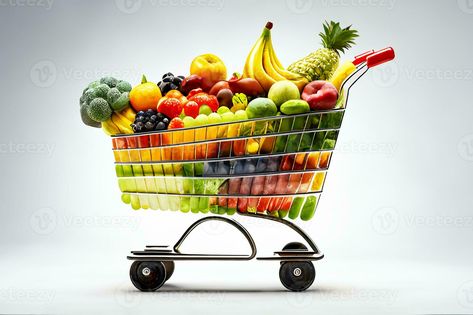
[116,80,132,93]
[94,84,110,99]
[87,98,112,122]
[107,88,121,105]
[100,76,118,88]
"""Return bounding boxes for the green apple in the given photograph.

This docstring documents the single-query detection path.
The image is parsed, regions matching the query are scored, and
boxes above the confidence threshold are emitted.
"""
[268,80,300,108]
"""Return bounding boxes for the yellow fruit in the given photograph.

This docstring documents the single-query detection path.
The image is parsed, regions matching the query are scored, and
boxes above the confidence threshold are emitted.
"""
[129,75,162,111]
[330,60,357,91]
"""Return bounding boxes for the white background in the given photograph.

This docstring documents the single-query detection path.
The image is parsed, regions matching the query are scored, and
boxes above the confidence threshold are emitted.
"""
[1,0,473,314]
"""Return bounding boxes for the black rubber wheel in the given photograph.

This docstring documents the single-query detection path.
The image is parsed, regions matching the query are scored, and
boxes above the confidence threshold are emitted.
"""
[279,261,315,292]
[129,261,167,292]
[282,242,308,251]
[163,261,175,281]
[280,242,308,265]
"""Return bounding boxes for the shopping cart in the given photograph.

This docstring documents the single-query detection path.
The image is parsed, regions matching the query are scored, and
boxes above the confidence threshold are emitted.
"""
[110,47,395,292]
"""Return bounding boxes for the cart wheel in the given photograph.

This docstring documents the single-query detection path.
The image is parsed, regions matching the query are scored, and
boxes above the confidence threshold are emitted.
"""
[280,242,308,265]
[129,261,167,292]
[163,261,175,281]
[282,242,308,251]
[279,261,315,292]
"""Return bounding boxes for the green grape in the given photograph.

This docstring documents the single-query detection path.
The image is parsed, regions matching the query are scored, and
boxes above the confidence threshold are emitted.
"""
[208,113,222,125]
[199,105,212,115]
[217,106,231,115]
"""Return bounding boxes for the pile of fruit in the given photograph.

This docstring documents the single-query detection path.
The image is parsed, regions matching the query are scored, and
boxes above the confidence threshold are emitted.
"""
[80,21,360,220]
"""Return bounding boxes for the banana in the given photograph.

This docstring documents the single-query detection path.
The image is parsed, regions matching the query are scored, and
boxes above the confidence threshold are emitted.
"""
[243,36,264,78]
[252,32,276,91]
[120,107,136,122]
[112,112,133,134]
[263,36,287,81]
[102,119,120,136]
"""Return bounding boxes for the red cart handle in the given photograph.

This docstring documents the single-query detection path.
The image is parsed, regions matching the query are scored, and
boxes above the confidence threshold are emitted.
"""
[366,47,395,68]
[352,50,375,65]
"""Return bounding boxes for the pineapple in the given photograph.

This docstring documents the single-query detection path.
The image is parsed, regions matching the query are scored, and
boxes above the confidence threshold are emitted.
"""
[287,21,358,82]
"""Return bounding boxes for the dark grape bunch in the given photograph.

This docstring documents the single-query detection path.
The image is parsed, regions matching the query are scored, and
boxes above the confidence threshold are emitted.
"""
[131,109,170,133]
[157,72,185,94]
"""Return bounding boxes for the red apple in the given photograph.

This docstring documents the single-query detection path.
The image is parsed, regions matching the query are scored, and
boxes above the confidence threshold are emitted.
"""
[302,80,338,110]
[190,54,227,92]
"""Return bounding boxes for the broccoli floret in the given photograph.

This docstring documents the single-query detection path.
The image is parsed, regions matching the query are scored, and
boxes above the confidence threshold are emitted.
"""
[87,98,112,122]
[88,80,101,90]
[83,88,96,104]
[111,92,130,111]
[107,88,121,105]
[116,80,132,93]
[94,84,110,99]
[100,76,118,88]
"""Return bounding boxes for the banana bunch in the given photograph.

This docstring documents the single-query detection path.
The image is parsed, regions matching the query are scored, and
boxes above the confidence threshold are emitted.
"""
[102,107,135,136]
[243,22,308,92]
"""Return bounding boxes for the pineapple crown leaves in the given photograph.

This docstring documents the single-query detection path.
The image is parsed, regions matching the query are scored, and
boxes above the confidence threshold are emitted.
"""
[319,21,359,55]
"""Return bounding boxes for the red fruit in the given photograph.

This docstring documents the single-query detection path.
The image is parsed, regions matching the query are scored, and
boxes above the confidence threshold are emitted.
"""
[181,75,203,95]
[168,117,184,129]
[187,88,204,99]
[157,98,183,119]
[302,80,338,110]
[188,93,219,112]
[184,101,199,118]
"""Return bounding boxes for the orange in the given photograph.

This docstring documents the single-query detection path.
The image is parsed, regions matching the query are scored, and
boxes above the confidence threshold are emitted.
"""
[129,75,162,111]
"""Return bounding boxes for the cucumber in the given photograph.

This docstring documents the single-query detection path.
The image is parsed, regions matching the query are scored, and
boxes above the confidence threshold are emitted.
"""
[300,196,318,221]
[288,197,304,219]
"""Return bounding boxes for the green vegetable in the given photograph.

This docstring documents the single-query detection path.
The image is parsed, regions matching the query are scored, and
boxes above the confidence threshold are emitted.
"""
[88,80,101,90]
[111,92,130,112]
[300,196,317,221]
[83,88,96,104]
[280,100,310,115]
[288,197,304,219]
[94,84,111,99]
[80,103,101,128]
[100,76,118,88]
[107,88,121,105]
[116,80,132,92]
[87,98,112,122]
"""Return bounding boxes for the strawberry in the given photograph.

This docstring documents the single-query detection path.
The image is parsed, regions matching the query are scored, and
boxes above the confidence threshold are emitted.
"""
[168,117,184,129]
[157,98,183,119]
[188,93,219,112]
[187,88,204,99]
[183,101,199,118]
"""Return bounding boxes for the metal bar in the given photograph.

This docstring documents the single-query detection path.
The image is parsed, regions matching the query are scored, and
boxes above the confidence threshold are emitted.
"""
[172,216,257,260]
[238,212,321,254]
